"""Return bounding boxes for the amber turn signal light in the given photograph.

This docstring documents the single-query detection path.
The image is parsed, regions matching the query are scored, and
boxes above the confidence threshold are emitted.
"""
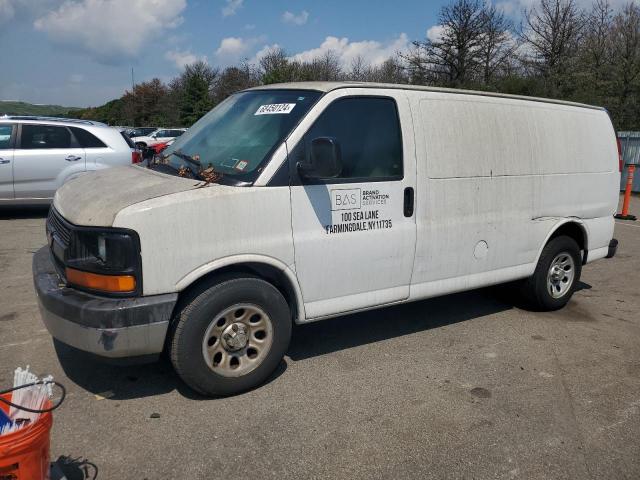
[66,267,136,293]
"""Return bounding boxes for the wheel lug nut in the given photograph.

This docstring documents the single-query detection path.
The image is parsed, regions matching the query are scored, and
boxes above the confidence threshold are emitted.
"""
[232,324,239,332]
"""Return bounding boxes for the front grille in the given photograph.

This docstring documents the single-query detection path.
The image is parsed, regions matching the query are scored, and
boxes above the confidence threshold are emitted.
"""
[47,207,71,246]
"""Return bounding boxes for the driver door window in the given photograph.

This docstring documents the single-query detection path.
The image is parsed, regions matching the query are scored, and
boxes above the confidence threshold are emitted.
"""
[297,97,403,182]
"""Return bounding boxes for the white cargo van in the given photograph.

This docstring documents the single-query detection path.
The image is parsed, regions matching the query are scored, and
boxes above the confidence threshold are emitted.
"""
[34,82,620,396]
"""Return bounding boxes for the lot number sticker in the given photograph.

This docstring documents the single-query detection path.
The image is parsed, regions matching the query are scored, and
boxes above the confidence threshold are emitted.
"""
[255,103,296,115]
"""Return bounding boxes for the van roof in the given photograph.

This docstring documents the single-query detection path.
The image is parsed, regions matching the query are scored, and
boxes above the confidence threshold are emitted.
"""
[246,81,603,111]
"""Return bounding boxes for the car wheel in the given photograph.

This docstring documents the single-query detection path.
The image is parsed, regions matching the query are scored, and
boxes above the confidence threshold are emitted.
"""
[522,235,582,311]
[170,275,292,396]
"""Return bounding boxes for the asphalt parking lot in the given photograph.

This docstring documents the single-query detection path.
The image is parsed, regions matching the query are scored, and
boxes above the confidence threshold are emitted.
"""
[1,196,639,480]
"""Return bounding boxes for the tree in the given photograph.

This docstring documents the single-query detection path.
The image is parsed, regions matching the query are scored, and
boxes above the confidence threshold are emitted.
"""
[520,0,585,97]
[401,0,515,88]
[303,50,342,81]
[260,48,298,84]
[574,0,614,104]
[213,63,260,104]
[121,78,168,126]
[347,55,371,81]
[406,0,488,86]
[369,58,408,84]
[179,61,218,126]
[478,3,517,86]
[69,0,640,131]
[609,2,640,129]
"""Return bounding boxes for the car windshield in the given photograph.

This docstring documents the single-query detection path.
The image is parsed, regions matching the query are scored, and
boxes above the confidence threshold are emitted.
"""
[161,89,321,181]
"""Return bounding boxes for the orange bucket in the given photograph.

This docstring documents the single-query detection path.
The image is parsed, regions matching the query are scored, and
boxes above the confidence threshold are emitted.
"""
[0,392,52,480]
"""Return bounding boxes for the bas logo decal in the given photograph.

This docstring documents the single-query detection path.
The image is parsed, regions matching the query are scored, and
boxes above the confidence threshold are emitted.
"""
[330,188,361,211]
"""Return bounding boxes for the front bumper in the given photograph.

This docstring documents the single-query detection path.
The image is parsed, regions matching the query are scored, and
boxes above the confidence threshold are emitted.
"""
[33,246,178,359]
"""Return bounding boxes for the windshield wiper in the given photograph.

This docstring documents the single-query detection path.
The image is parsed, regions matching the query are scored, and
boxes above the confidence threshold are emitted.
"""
[166,149,202,168]
[164,149,222,186]
[149,158,197,178]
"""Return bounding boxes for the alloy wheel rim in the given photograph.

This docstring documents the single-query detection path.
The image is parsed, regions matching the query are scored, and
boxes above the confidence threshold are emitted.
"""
[546,252,575,299]
[201,303,274,377]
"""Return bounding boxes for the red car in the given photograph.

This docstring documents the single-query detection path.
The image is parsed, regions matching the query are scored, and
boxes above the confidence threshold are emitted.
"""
[150,140,173,154]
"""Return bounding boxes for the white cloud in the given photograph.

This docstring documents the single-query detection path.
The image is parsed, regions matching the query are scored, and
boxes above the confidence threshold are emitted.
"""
[290,34,409,68]
[0,0,16,23]
[282,10,309,26]
[216,37,247,57]
[165,49,207,69]
[33,0,186,64]
[215,35,265,64]
[222,0,243,17]
[426,24,446,43]
[248,43,281,65]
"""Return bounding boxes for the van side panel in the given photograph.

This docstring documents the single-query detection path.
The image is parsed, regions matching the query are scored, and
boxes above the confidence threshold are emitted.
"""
[409,91,618,297]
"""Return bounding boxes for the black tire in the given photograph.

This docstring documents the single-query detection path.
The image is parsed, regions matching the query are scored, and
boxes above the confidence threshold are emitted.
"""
[521,235,582,311]
[170,275,291,396]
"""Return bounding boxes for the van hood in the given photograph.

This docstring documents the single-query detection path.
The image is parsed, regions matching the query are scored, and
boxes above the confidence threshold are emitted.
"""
[54,166,200,227]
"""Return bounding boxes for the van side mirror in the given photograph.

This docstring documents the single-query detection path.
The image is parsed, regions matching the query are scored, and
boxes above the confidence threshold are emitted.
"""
[297,137,342,179]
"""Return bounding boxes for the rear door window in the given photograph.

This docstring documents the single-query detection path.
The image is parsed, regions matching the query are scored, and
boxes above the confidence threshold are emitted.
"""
[20,125,71,149]
[0,125,13,149]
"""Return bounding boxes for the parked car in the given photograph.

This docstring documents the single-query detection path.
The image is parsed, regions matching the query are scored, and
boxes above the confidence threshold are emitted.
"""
[127,126,157,138]
[0,116,139,205]
[34,82,620,396]
[130,128,186,148]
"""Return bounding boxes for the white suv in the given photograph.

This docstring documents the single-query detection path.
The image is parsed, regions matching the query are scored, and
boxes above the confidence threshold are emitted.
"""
[130,128,186,148]
[0,116,139,205]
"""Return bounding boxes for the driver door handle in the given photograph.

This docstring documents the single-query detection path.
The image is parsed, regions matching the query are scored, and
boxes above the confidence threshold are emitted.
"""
[0,158,9,164]
[65,155,82,162]
[403,187,414,217]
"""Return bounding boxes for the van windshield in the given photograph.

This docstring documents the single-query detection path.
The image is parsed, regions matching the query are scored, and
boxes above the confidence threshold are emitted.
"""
[161,89,321,183]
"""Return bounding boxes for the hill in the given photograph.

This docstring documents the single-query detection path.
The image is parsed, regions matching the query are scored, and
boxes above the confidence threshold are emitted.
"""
[0,101,81,117]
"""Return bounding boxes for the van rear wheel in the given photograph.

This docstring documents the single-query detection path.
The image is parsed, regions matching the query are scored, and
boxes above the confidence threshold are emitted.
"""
[170,276,291,396]
[522,235,582,311]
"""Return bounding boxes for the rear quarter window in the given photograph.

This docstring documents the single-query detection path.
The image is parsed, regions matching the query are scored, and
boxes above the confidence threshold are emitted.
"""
[70,127,107,148]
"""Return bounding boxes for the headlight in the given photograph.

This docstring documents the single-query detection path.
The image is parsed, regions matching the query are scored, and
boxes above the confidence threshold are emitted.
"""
[65,229,141,295]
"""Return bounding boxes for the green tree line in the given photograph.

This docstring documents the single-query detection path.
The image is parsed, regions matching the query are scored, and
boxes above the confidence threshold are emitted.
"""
[73,0,640,131]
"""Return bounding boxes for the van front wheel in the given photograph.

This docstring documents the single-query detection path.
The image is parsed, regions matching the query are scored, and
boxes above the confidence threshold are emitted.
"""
[522,235,582,311]
[170,276,292,396]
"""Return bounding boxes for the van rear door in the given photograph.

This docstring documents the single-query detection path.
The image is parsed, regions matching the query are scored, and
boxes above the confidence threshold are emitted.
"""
[288,90,417,319]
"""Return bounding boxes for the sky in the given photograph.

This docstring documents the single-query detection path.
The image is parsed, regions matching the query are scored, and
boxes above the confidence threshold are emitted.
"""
[0,0,632,107]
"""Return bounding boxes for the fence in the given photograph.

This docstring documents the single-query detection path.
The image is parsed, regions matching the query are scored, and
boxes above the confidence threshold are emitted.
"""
[619,132,640,193]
